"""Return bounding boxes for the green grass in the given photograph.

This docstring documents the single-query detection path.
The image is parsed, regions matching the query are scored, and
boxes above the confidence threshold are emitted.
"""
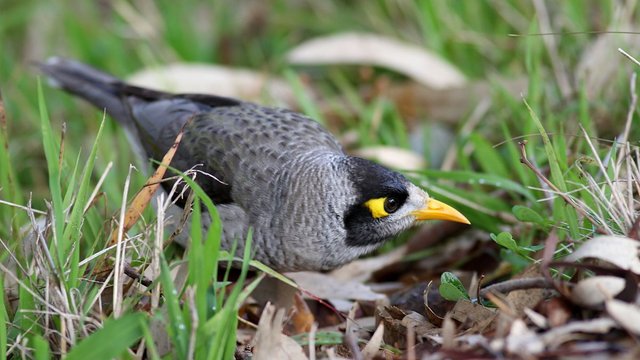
[1,0,639,358]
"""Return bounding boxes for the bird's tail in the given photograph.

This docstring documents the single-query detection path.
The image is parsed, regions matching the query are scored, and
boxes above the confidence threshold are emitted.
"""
[38,57,131,124]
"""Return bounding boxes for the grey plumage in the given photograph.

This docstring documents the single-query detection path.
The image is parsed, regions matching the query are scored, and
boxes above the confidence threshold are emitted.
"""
[39,57,470,271]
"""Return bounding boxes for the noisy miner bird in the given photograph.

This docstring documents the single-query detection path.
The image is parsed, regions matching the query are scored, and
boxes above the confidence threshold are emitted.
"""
[39,57,470,272]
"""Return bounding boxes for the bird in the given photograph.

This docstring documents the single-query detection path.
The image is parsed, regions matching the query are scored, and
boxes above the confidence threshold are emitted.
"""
[39,57,470,272]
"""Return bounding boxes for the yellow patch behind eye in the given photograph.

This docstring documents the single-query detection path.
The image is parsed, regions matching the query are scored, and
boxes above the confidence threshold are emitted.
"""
[364,197,388,219]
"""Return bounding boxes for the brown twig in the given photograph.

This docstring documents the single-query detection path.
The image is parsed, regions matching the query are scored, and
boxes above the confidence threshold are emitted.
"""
[123,263,152,287]
[479,277,555,299]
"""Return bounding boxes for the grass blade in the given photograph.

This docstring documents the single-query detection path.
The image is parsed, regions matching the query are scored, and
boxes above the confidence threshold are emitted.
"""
[0,277,6,360]
[524,99,580,238]
[65,312,145,360]
[416,169,536,201]
[32,333,50,360]
[160,256,188,357]
[37,79,65,269]
[62,116,106,288]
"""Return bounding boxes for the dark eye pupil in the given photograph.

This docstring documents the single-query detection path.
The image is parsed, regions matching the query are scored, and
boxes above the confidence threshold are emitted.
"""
[384,197,399,213]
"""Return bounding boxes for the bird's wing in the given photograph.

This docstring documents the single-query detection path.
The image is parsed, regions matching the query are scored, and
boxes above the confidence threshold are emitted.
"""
[130,100,344,207]
[39,57,343,206]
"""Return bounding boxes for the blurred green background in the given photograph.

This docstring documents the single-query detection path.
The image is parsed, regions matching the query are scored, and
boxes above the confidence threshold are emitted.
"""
[1,0,638,241]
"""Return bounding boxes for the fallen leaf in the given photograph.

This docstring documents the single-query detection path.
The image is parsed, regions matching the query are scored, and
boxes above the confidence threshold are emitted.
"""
[571,276,626,308]
[330,246,406,283]
[606,299,640,335]
[523,308,548,329]
[505,288,546,319]
[401,311,438,349]
[110,127,184,247]
[376,306,410,349]
[353,146,427,171]
[250,276,298,310]
[539,318,618,348]
[92,128,185,286]
[505,319,544,355]
[287,32,466,89]
[401,311,430,330]
[285,271,386,302]
[450,300,496,331]
[361,323,384,359]
[253,304,308,360]
[565,236,640,275]
[441,313,456,350]
[128,63,296,105]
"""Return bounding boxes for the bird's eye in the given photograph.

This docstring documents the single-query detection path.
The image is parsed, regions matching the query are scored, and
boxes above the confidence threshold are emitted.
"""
[384,197,400,213]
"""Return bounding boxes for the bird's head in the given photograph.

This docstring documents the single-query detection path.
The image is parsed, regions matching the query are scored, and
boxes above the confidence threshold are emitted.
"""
[343,157,470,247]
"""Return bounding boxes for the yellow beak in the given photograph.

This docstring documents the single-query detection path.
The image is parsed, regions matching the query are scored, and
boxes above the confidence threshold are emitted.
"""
[411,198,470,224]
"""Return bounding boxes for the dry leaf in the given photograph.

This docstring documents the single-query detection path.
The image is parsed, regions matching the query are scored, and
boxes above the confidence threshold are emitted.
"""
[571,276,626,308]
[441,313,456,349]
[109,128,183,246]
[353,146,427,171]
[251,276,298,310]
[287,32,466,89]
[505,319,544,355]
[330,246,406,283]
[565,236,640,274]
[539,318,618,348]
[506,289,545,318]
[91,128,185,285]
[128,63,295,105]
[606,299,640,335]
[450,300,496,331]
[361,323,384,359]
[402,312,438,350]
[253,304,308,360]
[376,306,411,349]
[401,311,430,330]
[286,271,386,302]
[523,308,548,329]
